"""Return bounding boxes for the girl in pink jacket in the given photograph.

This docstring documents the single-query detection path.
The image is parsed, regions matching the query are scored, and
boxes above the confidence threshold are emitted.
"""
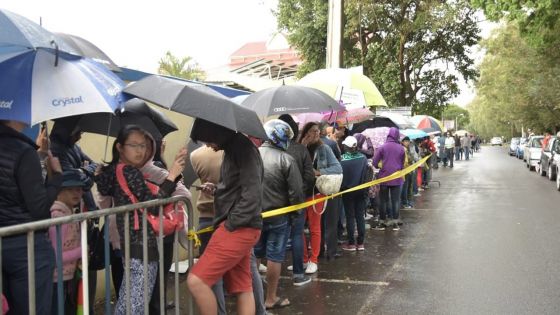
[48,169,87,315]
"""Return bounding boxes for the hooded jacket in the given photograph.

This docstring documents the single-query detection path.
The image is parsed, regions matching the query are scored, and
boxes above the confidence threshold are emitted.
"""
[373,127,405,186]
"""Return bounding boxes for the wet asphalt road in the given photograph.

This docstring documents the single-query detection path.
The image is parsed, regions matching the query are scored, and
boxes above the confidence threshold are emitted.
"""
[173,146,560,314]
[270,146,560,315]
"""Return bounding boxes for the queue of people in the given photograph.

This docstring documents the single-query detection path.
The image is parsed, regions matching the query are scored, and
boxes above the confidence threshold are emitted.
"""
[0,114,440,315]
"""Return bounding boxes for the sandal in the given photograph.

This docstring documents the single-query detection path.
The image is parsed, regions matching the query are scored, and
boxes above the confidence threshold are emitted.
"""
[265,297,291,310]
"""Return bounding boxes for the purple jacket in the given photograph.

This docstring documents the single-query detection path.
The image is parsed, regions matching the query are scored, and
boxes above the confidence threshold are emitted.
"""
[373,127,405,186]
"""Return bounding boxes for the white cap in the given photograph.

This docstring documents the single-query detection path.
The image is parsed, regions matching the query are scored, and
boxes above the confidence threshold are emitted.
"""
[342,136,358,147]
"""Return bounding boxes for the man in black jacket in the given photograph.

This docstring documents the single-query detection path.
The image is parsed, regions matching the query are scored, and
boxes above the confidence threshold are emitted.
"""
[255,119,304,309]
[278,114,314,286]
[187,118,263,315]
[0,120,62,315]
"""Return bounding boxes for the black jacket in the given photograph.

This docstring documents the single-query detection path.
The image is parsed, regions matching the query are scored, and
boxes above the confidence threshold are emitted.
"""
[213,133,263,231]
[259,143,304,224]
[0,124,62,228]
[285,140,315,197]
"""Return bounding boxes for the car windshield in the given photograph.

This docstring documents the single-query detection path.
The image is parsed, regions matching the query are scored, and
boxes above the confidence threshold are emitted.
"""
[532,138,543,147]
[511,138,520,144]
[520,138,527,144]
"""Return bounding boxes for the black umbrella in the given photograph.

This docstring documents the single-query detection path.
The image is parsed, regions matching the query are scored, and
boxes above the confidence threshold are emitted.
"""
[240,85,344,118]
[55,33,121,72]
[76,98,178,139]
[350,117,400,134]
[123,75,267,139]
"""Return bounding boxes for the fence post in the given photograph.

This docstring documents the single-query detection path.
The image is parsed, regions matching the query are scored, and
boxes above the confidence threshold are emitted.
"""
[27,231,35,315]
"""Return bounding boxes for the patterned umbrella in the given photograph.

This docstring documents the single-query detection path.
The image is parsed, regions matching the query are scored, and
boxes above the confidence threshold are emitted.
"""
[360,127,391,149]
[410,115,444,133]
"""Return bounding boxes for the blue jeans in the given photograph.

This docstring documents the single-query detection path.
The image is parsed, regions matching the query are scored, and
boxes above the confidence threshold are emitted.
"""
[342,193,366,245]
[2,233,55,315]
[380,185,401,220]
[287,210,306,278]
[254,219,289,263]
[412,169,418,194]
[400,173,413,207]
[464,146,470,160]
[455,147,461,160]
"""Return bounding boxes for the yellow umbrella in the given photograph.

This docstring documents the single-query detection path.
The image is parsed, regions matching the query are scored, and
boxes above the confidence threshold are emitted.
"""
[297,68,388,108]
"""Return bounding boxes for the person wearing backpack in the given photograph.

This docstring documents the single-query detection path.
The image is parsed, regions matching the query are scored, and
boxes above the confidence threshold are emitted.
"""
[95,125,186,315]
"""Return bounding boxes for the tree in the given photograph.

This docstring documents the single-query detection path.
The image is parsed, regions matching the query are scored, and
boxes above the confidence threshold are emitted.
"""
[157,51,206,80]
[443,104,470,129]
[466,23,560,139]
[471,0,560,57]
[276,0,481,116]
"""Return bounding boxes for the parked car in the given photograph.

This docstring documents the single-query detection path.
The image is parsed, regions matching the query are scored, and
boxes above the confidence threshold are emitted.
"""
[509,137,520,156]
[516,137,527,159]
[524,135,544,171]
[537,137,558,177]
[491,137,502,146]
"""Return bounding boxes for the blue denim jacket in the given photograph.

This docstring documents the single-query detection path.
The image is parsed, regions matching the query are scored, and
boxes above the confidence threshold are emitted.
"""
[314,144,342,175]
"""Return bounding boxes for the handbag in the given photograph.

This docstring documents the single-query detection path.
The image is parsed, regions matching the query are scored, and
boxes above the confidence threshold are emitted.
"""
[116,164,184,236]
[87,221,106,270]
[314,174,343,196]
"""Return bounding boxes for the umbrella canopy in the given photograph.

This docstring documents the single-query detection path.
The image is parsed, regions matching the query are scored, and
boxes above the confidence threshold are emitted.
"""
[240,85,343,118]
[297,68,387,108]
[0,9,76,54]
[360,127,392,149]
[55,33,121,72]
[231,94,249,105]
[350,116,400,134]
[401,128,429,140]
[123,75,267,139]
[0,48,126,125]
[378,113,414,129]
[411,115,444,133]
[326,107,375,125]
[76,98,178,139]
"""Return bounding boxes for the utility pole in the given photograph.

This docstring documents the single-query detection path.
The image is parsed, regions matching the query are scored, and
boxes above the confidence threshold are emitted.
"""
[326,0,343,69]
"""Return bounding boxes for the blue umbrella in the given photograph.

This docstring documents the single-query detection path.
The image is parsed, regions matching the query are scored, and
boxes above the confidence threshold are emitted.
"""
[0,9,76,54]
[0,10,126,125]
[0,48,126,125]
[401,128,429,140]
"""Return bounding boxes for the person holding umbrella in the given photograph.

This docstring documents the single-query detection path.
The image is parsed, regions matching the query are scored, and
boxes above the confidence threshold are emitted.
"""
[187,119,263,315]
[0,119,63,315]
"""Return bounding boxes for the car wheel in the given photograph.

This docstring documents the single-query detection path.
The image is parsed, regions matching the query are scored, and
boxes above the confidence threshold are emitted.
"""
[548,165,555,181]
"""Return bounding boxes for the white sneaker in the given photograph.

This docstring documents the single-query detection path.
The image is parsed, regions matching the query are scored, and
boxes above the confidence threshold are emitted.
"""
[305,262,318,274]
[258,263,267,273]
[287,263,308,271]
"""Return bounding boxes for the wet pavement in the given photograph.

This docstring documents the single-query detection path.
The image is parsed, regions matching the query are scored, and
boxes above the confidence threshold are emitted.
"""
[171,146,560,314]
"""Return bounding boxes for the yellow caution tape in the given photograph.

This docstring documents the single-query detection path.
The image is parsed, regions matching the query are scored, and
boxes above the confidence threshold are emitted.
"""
[187,154,432,246]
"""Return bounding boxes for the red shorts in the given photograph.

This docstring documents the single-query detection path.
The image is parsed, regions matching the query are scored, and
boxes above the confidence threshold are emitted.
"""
[190,223,260,294]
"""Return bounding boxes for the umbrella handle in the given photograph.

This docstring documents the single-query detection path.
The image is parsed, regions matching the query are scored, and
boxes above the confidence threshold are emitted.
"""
[50,40,59,67]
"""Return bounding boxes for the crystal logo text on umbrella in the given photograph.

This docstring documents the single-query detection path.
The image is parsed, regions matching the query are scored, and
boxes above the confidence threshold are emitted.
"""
[0,100,13,109]
[51,96,84,107]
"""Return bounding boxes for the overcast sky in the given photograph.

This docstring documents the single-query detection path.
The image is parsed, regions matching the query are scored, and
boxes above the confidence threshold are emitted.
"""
[3,0,492,107]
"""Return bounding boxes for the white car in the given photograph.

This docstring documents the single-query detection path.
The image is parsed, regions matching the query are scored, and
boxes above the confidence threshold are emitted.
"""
[524,136,544,171]
[490,137,502,146]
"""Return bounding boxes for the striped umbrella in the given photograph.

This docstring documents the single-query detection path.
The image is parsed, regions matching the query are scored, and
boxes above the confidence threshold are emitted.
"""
[410,115,444,133]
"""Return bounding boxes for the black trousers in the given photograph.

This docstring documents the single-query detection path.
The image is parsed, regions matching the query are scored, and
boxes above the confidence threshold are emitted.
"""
[321,196,341,259]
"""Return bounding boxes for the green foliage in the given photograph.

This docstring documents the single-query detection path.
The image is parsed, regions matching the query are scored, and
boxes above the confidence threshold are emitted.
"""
[276,0,480,117]
[443,104,470,128]
[158,51,206,81]
[467,23,560,139]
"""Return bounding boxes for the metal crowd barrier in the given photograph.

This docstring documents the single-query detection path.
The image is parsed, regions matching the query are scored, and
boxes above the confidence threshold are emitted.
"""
[0,195,195,315]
